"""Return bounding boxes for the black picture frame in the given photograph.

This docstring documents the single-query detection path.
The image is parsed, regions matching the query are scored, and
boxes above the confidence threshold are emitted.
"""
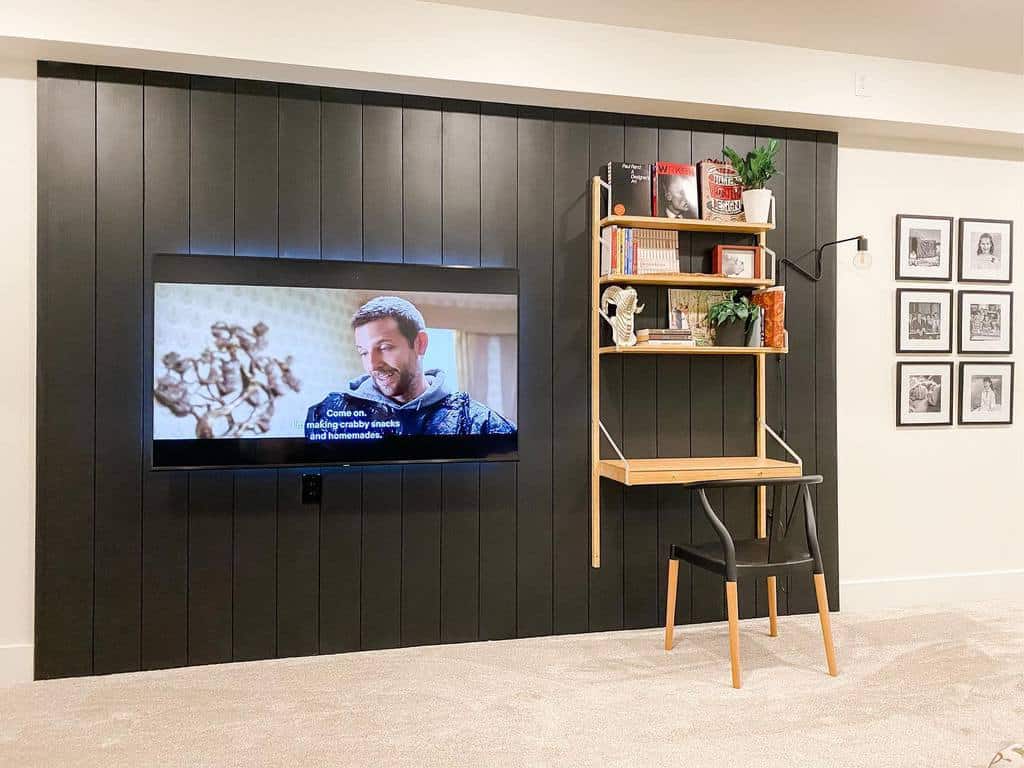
[958,218,1014,284]
[896,361,954,427]
[895,214,954,281]
[958,361,1014,425]
[896,288,953,354]
[957,289,1013,355]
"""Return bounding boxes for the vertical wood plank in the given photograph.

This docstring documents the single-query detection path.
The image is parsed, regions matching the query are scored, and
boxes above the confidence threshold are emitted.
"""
[361,467,402,648]
[189,76,234,255]
[655,118,693,624]
[551,112,590,635]
[234,81,278,258]
[441,463,480,643]
[815,133,840,610]
[479,462,517,640]
[279,84,321,260]
[93,67,143,675]
[757,129,789,617]
[401,465,442,646]
[276,469,319,657]
[141,70,190,671]
[187,470,234,665]
[35,63,96,679]
[186,76,237,665]
[783,129,819,615]
[515,107,554,638]
[402,96,442,265]
[320,468,362,653]
[442,101,481,266]
[480,103,517,268]
[321,88,363,262]
[362,93,403,263]
[588,112,624,632]
[232,471,277,661]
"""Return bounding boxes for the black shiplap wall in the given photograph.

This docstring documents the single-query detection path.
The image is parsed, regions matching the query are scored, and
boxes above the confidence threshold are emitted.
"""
[35,62,838,679]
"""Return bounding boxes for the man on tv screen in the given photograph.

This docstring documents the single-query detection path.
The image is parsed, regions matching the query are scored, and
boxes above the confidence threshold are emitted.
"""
[305,296,515,441]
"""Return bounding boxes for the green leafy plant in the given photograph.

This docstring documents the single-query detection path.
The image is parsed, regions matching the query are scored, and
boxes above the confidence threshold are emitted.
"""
[707,290,760,330]
[722,139,781,190]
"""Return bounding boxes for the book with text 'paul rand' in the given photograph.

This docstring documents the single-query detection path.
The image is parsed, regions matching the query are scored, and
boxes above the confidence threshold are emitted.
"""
[697,159,744,221]
[653,162,699,219]
[606,162,653,217]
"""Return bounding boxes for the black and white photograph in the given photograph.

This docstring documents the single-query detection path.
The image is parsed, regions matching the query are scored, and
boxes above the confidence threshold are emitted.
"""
[895,214,953,281]
[958,290,1012,354]
[958,361,1014,425]
[896,362,953,426]
[896,288,953,353]
[958,218,1013,283]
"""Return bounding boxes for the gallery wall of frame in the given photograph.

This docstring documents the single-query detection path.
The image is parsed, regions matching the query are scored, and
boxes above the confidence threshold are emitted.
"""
[894,214,1014,427]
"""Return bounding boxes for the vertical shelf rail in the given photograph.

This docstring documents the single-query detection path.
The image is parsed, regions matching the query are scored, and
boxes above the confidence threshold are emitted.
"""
[590,175,606,568]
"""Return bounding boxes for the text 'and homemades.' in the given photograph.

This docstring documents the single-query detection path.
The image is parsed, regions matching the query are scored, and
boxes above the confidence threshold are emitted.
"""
[305,408,401,441]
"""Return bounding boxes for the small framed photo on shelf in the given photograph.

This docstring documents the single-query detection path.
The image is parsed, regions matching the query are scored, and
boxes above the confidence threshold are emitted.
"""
[958,218,1013,283]
[896,288,953,353]
[896,361,953,426]
[895,214,953,281]
[713,244,761,279]
[959,361,1014,425]
[958,290,1012,354]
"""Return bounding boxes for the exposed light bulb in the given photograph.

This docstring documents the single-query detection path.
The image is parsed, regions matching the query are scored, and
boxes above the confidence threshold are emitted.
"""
[852,250,872,270]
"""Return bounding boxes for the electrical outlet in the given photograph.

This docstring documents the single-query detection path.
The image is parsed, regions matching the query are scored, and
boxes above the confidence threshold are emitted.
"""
[301,473,322,504]
[854,73,872,98]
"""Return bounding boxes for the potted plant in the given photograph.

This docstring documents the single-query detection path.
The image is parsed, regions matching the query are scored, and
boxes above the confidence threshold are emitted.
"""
[707,291,761,347]
[723,139,780,224]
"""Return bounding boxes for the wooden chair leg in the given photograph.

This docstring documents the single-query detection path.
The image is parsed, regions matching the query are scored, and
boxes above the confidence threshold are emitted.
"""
[767,575,778,637]
[726,581,741,689]
[813,572,838,677]
[665,558,679,651]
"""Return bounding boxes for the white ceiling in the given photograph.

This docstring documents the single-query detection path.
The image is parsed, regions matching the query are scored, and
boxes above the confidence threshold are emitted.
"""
[433,0,1024,74]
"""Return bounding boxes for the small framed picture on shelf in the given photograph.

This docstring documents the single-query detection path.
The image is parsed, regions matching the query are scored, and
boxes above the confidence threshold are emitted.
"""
[713,244,761,280]
[896,361,953,426]
[896,288,953,353]
[958,290,1012,354]
[958,218,1013,283]
[959,361,1014,425]
[895,214,953,281]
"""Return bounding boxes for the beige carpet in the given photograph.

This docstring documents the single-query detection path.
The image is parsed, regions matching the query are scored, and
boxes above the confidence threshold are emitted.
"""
[2,601,1022,767]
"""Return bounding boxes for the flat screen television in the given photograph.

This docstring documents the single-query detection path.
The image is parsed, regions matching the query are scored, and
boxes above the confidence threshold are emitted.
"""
[148,254,518,469]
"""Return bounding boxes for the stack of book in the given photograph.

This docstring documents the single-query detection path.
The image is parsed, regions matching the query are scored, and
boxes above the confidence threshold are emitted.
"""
[600,226,680,276]
[636,328,695,347]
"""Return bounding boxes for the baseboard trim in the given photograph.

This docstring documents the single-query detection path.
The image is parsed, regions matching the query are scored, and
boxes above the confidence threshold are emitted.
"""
[0,644,33,686]
[840,569,1024,611]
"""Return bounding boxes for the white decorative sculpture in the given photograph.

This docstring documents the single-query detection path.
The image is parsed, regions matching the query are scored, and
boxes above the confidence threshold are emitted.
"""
[600,285,645,347]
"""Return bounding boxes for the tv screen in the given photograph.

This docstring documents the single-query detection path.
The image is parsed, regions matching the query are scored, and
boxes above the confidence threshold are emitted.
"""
[149,255,518,469]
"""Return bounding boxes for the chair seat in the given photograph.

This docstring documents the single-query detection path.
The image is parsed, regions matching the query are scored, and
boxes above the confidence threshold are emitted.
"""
[670,538,814,578]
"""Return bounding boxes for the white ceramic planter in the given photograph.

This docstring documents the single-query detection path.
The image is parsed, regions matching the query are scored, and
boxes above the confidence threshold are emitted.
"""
[741,188,774,224]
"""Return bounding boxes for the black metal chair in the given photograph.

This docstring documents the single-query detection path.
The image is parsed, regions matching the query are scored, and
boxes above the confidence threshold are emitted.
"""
[664,475,837,689]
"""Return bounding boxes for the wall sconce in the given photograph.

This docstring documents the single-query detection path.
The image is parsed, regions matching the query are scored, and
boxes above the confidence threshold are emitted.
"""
[780,236,870,282]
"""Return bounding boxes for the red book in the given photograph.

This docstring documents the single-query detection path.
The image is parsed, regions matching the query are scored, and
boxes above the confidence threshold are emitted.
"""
[752,287,786,348]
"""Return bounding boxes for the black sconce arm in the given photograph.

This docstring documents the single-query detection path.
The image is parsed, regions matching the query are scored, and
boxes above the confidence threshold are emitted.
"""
[779,236,868,282]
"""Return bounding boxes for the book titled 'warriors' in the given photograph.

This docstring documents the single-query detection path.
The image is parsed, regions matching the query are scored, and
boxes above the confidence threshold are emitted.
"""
[697,159,744,222]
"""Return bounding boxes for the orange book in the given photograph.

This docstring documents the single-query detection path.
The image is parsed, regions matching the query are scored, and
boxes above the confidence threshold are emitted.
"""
[752,286,785,348]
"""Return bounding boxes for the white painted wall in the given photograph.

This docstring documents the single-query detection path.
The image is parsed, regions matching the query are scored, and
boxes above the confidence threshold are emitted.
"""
[836,139,1024,610]
[0,56,36,686]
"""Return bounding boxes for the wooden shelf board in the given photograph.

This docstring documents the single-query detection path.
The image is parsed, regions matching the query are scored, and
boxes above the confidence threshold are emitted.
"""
[597,456,802,487]
[600,345,788,355]
[600,214,774,235]
[599,272,774,288]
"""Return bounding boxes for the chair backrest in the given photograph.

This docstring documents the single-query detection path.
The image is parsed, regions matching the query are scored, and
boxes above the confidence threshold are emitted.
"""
[688,474,823,491]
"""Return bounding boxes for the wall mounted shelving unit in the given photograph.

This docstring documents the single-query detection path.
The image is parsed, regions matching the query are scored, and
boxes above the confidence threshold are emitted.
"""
[590,176,801,568]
